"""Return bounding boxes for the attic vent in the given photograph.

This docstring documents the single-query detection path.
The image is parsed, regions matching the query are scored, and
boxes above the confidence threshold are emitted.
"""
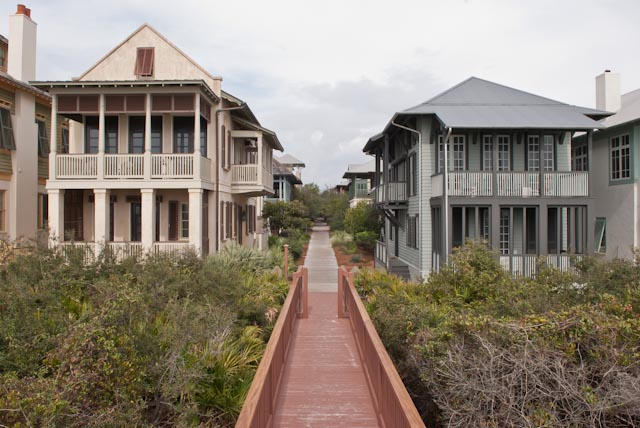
[135,47,154,77]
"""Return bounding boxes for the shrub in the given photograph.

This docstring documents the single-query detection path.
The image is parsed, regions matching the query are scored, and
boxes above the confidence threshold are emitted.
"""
[354,231,377,252]
[344,201,380,237]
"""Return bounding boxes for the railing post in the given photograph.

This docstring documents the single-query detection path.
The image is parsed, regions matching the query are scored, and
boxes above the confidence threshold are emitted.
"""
[283,244,289,278]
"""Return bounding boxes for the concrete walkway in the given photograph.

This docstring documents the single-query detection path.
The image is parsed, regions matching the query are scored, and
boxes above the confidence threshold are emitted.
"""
[272,225,379,427]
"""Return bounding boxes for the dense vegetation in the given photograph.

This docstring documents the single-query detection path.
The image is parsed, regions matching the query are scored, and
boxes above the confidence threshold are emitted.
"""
[356,242,640,427]
[0,244,289,426]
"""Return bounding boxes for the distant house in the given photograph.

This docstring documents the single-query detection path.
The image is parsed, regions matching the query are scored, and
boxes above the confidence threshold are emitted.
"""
[332,179,349,195]
[588,71,640,260]
[342,159,375,207]
[268,155,304,202]
[364,77,610,279]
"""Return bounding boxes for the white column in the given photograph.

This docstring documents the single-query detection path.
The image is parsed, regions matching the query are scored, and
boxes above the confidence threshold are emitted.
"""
[48,188,64,247]
[49,94,57,179]
[257,134,263,186]
[188,188,203,255]
[97,94,105,179]
[144,93,151,179]
[94,189,110,256]
[193,94,201,180]
[141,188,155,253]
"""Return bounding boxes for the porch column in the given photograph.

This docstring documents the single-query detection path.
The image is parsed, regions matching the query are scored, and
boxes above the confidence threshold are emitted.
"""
[48,189,64,247]
[97,94,105,180]
[94,189,110,256]
[194,94,201,179]
[49,94,57,179]
[257,134,263,186]
[141,189,155,253]
[188,188,203,255]
[144,93,151,179]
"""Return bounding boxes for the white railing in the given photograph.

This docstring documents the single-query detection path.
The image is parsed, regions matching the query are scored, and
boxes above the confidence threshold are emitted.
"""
[152,241,192,256]
[448,171,493,196]
[232,164,259,184]
[59,241,97,262]
[106,242,144,260]
[375,240,387,266]
[499,254,582,277]
[200,156,212,181]
[546,254,582,270]
[151,154,194,178]
[543,172,588,197]
[376,182,407,203]
[496,172,540,197]
[56,154,98,178]
[104,154,144,178]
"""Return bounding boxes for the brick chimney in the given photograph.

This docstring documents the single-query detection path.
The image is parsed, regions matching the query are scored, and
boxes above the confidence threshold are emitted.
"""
[8,3,37,81]
[595,70,621,113]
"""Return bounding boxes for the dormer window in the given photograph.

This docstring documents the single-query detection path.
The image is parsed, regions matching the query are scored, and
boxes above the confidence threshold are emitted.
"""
[134,47,154,77]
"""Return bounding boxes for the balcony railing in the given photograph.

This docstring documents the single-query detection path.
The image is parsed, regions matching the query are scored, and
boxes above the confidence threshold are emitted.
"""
[375,181,407,204]
[152,241,192,256]
[432,171,588,198]
[375,240,387,266]
[232,164,259,183]
[499,254,582,277]
[105,154,144,178]
[53,153,212,181]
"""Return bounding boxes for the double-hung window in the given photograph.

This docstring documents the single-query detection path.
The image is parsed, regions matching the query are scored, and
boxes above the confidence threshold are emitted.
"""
[572,144,588,171]
[610,134,630,180]
[541,135,555,171]
[181,203,189,239]
[407,214,418,249]
[438,135,465,172]
[36,119,49,156]
[129,116,163,153]
[497,135,510,171]
[173,116,193,153]
[527,135,540,171]
[482,135,493,171]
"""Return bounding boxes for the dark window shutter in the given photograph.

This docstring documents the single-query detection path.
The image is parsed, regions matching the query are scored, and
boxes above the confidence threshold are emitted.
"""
[221,125,226,168]
[135,47,154,77]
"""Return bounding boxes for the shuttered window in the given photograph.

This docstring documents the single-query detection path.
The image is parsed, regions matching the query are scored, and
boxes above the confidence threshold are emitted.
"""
[134,47,154,77]
[181,203,189,238]
[407,214,418,249]
[227,130,232,168]
[220,201,225,241]
[221,125,226,169]
[0,108,15,150]
[36,120,49,156]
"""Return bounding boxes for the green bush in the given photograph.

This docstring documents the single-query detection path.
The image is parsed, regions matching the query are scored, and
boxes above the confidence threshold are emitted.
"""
[331,231,357,254]
[262,200,311,233]
[344,201,380,237]
[355,242,640,426]
[354,231,377,252]
[0,245,288,426]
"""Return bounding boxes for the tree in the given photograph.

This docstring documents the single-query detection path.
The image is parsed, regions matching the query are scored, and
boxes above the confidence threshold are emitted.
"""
[262,200,310,233]
[292,184,323,219]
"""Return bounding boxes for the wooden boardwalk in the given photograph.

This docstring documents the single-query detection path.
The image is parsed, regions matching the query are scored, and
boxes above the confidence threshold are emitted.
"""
[271,225,380,427]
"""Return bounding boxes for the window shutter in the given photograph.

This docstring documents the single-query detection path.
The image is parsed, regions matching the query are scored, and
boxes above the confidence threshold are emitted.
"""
[220,201,225,241]
[135,47,154,77]
[0,108,16,150]
[227,130,231,167]
[594,217,606,253]
[221,125,226,169]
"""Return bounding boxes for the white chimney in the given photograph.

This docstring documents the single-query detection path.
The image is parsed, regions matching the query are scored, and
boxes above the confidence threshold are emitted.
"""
[8,4,37,82]
[595,70,621,113]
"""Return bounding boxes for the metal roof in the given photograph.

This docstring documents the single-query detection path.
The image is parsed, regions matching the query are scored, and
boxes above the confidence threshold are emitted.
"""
[276,153,305,167]
[342,159,375,179]
[0,71,51,101]
[599,88,640,129]
[364,77,612,152]
[272,158,302,184]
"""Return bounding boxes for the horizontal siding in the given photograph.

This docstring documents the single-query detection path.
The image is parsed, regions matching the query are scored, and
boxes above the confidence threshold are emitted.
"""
[556,132,571,171]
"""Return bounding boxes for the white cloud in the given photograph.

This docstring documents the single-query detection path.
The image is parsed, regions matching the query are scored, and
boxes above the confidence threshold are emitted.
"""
[3,0,639,187]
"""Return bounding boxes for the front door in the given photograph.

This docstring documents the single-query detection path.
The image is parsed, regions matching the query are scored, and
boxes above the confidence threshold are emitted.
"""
[130,202,141,242]
[63,190,84,241]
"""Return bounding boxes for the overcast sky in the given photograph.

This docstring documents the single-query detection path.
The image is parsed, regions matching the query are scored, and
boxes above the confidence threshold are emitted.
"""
[3,0,639,187]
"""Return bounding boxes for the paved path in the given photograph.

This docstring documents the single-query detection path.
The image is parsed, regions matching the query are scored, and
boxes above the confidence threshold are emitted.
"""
[271,225,379,427]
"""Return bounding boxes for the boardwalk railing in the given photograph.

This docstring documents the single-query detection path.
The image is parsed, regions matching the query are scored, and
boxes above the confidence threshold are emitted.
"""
[338,267,425,428]
[236,265,308,428]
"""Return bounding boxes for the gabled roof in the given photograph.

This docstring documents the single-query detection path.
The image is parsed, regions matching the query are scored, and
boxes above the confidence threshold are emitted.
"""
[364,77,612,152]
[77,23,221,82]
[342,159,375,179]
[272,158,302,184]
[277,153,305,167]
[599,88,640,129]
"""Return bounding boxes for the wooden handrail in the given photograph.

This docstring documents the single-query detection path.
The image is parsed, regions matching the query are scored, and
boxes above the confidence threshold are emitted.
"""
[236,265,308,428]
[338,266,426,428]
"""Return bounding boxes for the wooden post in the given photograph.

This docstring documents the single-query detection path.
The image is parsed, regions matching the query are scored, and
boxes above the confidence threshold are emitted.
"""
[283,244,289,278]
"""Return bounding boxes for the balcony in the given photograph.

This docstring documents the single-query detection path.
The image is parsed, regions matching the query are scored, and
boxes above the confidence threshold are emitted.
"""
[375,181,407,205]
[431,171,588,198]
[54,153,211,182]
[231,164,273,196]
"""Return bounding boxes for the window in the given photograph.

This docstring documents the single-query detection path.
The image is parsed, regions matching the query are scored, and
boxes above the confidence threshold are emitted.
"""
[407,214,418,249]
[173,116,193,153]
[155,198,160,242]
[128,116,162,153]
[499,208,510,255]
[482,135,493,171]
[200,117,208,157]
[35,120,49,156]
[438,135,465,172]
[572,144,588,171]
[85,116,118,153]
[151,117,162,153]
[610,134,630,180]
[181,203,189,239]
[38,193,48,230]
[527,135,540,171]
[169,201,179,241]
[548,206,587,255]
[61,127,69,154]
[0,108,16,150]
[134,47,154,77]
[221,125,226,168]
[130,201,141,242]
[595,217,606,254]
[0,190,5,231]
[497,135,510,171]
[542,135,554,171]
[409,152,418,196]
[0,46,5,69]
[452,206,491,248]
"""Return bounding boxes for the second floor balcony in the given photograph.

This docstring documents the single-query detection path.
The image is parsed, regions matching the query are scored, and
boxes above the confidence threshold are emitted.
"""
[431,170,589,198]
